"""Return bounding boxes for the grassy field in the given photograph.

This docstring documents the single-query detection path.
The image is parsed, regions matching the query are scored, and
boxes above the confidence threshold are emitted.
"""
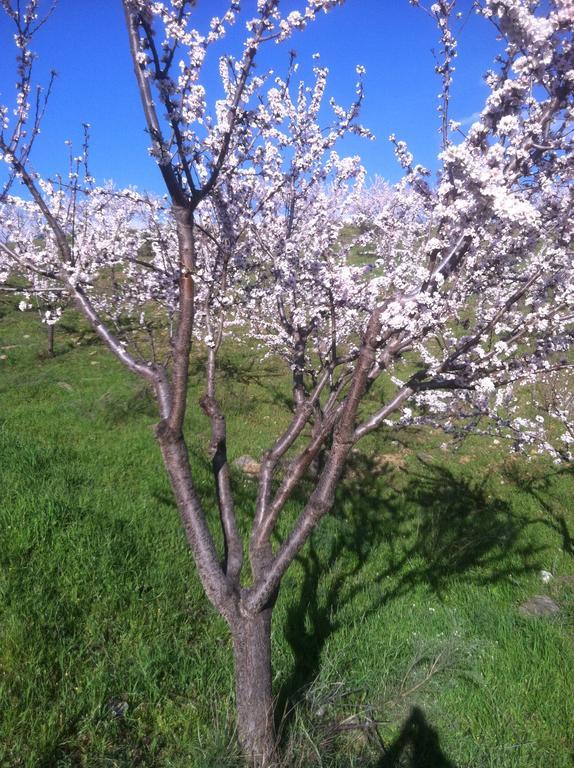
[1,303,573,767]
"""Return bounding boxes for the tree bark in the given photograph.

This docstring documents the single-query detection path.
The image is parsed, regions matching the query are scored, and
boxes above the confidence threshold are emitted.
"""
[47,323,54,357]
[231,608,276,767]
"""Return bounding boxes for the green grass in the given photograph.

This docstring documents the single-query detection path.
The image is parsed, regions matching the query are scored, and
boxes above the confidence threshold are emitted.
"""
[1,306,573,767]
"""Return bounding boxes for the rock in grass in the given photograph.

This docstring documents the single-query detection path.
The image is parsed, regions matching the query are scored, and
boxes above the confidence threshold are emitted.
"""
[108,699,129,717]
[233,455,261,477]
[518,595,560,617]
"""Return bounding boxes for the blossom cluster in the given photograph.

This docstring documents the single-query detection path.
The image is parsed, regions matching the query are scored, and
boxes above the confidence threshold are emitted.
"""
[0,0,572,462]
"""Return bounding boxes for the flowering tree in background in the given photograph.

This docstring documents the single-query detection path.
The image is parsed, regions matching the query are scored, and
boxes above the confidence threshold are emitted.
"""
[0,198,65,356]
[1,0,573,764]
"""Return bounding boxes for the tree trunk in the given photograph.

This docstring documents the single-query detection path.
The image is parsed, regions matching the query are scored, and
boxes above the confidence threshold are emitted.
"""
[231,608,276,767]
[47,324,54,357]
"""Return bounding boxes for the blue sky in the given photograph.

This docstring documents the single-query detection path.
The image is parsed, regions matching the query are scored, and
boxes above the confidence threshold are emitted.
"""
[0,1,502,193]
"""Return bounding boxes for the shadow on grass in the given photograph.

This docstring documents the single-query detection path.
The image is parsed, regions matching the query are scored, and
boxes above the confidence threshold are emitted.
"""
[276,485,389,723]
[58,317,100,348]
[278,454,545,726]
[501,460,574,557]
[373,706,457,768]
[376,457,545,598]
[211,352,294,412]
[96,384,158,425]
[57,370,550,763]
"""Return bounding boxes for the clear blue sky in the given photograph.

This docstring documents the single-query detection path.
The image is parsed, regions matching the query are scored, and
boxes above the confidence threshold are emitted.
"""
[0,1,501,193]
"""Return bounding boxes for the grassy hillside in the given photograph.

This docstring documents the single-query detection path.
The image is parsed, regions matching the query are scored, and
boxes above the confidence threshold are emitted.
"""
[1,305,573,767]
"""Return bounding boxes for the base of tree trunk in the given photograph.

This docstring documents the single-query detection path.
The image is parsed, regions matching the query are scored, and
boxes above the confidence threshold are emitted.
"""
[232,608,277,767]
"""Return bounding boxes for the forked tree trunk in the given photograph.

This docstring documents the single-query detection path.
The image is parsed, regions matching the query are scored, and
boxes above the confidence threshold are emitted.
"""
[231,607,276,767]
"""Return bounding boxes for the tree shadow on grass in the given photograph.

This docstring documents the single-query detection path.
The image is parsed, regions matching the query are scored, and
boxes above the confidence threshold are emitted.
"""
[373,706,457,768]
[500,460,574,557]
[57,317,100,348]
[146,440,549,760]
[275,474,392,724]
[375,457,545,600]
[96,383,158,425]
[215,351,295,410]
[278,454,546,728]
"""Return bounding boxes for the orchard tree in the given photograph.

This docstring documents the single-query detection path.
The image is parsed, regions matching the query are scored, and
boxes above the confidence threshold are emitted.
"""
[1,0,574,765]
[0,198,66,356]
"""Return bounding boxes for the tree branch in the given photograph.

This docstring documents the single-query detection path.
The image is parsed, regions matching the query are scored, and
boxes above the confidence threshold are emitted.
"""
[245,306,383,613]
[201,348,243,586]
[122,1,189,207]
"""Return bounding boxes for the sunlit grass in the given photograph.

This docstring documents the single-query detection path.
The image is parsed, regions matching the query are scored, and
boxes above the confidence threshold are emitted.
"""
[1,306,573,767]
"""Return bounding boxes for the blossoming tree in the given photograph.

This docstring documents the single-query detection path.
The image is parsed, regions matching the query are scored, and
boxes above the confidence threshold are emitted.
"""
[1,0,573,764]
